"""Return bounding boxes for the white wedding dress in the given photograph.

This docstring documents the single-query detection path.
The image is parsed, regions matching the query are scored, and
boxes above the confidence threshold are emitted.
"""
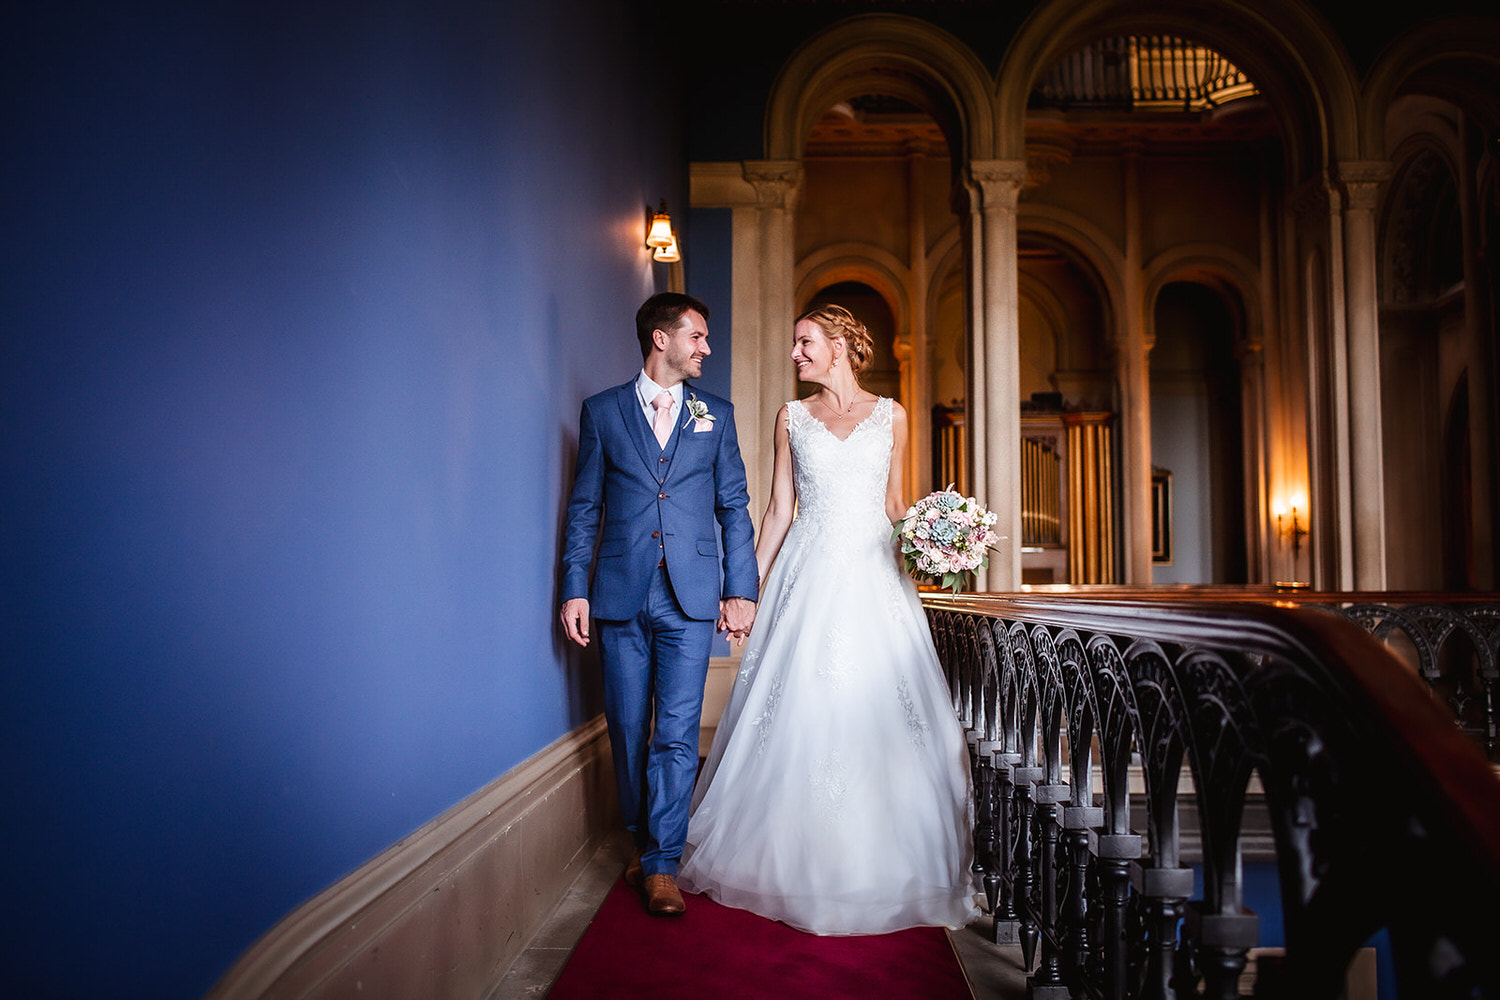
[677,396,979,935]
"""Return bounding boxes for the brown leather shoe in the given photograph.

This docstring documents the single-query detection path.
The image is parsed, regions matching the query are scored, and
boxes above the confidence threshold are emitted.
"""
[623,850,643,888]
[643,874,686,916]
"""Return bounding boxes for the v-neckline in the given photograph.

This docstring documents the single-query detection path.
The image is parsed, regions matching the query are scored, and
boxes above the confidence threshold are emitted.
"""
[796,396,882,443]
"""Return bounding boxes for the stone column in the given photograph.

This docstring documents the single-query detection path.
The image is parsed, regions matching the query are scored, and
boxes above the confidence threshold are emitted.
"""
[1338,161,1390,591]
[1299,174,1354,590]
[967,160,1028,591]
[1120,149,1152,585]
[690,160,803,524]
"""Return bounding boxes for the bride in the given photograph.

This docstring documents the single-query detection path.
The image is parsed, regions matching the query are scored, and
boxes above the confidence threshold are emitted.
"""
[676,303,979,935]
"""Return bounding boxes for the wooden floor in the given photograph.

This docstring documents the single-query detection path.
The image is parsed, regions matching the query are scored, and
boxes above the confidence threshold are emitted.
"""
[489,830,1029,1000]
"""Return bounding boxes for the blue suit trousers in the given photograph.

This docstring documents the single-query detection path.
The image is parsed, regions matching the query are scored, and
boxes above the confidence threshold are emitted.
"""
[596,562,714,877]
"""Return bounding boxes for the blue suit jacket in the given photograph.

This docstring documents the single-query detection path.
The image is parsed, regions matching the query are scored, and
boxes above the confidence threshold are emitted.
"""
[562,381,758,622]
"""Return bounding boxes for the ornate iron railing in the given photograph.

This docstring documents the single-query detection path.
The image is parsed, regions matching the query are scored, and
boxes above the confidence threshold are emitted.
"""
[924,593,1500,999]
[1019,587,1500,761]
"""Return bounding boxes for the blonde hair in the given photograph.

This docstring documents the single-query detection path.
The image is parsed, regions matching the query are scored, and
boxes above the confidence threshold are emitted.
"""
[796,303,874,375]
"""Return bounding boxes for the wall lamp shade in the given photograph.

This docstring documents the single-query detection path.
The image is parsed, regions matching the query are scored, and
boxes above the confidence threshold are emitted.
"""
[646,202,675,248]
[652,235,681,262]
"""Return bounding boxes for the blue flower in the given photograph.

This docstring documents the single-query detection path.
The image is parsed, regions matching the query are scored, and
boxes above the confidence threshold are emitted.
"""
[929,517,961,545]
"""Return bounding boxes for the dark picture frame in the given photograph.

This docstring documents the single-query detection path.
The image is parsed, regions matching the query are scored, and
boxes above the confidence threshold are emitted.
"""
[1151,467,1173,564]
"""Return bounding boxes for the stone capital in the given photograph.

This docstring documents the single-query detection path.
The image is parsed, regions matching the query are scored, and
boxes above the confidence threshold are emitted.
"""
[965,159,1029,210]
[1337,160,1391,212]
[742,160,804,210]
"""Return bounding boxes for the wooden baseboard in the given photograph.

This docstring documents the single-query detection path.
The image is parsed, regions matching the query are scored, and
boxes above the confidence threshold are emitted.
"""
[206,716,616,1000]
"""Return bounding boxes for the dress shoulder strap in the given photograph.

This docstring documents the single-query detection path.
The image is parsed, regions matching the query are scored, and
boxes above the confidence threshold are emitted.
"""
[785,397,812,431]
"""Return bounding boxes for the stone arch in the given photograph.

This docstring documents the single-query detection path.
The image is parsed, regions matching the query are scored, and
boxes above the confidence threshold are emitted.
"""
[793,242,911,332]
[1362,17,1500,156]
[1380,136,1463,307]
[763,14,1000,516]
[765,13,995,163]
[1143,244,1262,354]
[1017,205,1127,342]
[994,0,1361,181]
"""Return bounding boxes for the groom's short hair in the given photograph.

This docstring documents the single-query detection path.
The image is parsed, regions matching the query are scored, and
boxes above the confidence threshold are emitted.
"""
[636,292,710,361]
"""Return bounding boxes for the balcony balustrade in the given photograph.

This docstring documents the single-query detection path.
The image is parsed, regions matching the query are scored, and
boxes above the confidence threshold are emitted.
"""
[924,591,1500,999]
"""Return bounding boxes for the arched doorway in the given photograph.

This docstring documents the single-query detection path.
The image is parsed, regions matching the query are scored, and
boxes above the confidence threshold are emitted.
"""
[1150,281,1249,583]
[802,280,901,403]
[1379,134,1465,590]
[1369,16,1500,589]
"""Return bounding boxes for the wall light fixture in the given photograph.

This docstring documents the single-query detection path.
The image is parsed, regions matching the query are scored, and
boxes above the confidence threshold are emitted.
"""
[646,201,674,249]
[646,200,681,263]
[1272,491,1309,588]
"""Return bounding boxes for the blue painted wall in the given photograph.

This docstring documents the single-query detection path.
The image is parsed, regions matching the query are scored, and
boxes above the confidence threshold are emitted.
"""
[1,1,689,995]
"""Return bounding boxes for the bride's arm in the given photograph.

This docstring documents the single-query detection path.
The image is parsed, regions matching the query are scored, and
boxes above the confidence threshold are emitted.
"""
[753,404,796,585]
[885,401,910,523]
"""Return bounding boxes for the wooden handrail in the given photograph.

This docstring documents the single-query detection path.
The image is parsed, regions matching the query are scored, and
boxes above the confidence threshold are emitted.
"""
[923,592,1500,999]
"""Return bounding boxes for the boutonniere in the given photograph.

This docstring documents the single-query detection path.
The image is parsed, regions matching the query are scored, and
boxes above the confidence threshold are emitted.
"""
[684,393,717,432]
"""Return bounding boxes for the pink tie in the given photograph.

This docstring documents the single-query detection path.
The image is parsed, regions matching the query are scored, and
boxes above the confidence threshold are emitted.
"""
[651,391,674,448]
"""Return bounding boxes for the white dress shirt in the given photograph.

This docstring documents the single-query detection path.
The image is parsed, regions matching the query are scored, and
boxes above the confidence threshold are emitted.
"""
[635,370,682,430]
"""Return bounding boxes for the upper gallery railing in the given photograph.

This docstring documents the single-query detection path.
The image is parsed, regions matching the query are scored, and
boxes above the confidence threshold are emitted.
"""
[924,592,1500,999]
[1032,36,1259,112]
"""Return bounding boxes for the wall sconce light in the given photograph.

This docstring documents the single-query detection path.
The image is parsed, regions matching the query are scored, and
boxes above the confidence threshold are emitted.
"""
[646,200,682,263]
[653,233,681,262]
[1272,491,1309,588]
[1273,492,1308,555]
[646,201,675,248]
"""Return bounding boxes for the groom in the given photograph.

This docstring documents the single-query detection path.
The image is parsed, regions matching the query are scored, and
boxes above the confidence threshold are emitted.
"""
[560,292,758,916]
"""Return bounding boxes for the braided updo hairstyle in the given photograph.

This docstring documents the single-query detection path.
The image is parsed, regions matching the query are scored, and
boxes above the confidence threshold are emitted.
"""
[796,303,875,376]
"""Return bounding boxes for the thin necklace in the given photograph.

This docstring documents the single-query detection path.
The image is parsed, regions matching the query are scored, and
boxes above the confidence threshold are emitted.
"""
[821,390,862,416]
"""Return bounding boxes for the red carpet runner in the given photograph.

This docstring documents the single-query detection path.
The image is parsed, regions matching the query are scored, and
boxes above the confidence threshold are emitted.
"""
[546,877,973,999]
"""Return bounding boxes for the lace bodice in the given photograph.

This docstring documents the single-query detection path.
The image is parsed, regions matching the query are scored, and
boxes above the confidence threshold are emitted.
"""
[786,396,892,535]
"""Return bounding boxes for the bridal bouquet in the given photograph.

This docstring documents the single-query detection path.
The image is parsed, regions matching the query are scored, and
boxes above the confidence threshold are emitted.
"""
[892,487,998,594]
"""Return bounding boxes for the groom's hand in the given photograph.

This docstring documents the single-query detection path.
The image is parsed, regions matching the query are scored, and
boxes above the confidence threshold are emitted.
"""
[717,597,757,647]
[560,598,591,647]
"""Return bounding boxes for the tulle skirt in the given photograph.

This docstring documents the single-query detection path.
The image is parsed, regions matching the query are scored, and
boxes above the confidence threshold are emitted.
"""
[677,518,979,935]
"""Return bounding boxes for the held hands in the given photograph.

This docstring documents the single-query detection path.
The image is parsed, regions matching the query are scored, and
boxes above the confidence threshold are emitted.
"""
[717,597,757,647]
[560,598,591,647]
[565,596,756,647]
